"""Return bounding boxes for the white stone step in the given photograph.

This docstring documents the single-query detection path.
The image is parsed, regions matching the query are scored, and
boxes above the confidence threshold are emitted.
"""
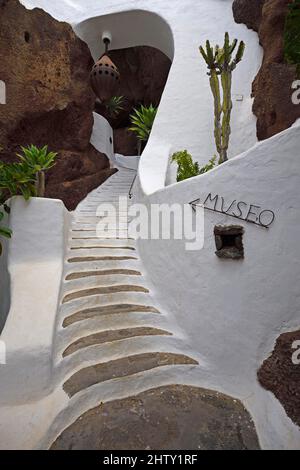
[72,222,129,231]
[55,336,198,381]
[63,259,142,277]
[61,275,148,297]
[59,292,156,317]
[67,248,136,259]
[56,313,168,351]
[73,219,131,226]
[69,238,136,249]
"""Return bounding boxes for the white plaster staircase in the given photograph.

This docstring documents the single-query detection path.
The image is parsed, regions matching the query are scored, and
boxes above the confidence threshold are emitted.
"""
[48,167,200,446]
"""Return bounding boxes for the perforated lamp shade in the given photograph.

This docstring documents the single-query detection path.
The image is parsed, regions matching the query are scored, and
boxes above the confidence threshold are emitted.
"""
[90,54,120,103]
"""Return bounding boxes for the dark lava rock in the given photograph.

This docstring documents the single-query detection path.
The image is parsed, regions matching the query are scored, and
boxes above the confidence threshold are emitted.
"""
[46,168,117,211]
[51,385,260,450]
[113,128,139,156]
[258,329,300,428]
[232,0,265,32]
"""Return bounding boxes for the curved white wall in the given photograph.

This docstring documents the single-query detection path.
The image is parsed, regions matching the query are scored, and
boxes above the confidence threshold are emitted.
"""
[91,112,140,169]
[75,9,174,61]
[18,0,300,449]
[0,197,70,404]
[91,112,114,161]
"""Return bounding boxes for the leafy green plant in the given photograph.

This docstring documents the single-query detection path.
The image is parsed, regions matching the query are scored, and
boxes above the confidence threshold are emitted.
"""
[0,209,12,256]
[129,104,158,143]
[17,145,57,197]
[284,0,300,74]
[200,32,245,164]
[172,150,216,182]
[0,145,57,200]
[105,96,125,118]
[199,155,217,174]
[172,150,200,182]
[0,145,57,256]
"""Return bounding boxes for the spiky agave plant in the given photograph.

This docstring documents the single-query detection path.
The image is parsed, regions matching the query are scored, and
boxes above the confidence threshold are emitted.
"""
[0,160,36,200]
[17,145,57,197]
[129,104,158,143]
[200,32,245,164]
[105,96,125,118]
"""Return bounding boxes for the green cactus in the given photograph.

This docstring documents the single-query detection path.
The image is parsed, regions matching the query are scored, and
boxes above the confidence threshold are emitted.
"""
[284,0,300,76]
[200,33,245,164]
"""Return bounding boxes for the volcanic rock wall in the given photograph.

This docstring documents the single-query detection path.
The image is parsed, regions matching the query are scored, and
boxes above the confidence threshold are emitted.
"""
[233,0,300,140]
[0,0,115,210]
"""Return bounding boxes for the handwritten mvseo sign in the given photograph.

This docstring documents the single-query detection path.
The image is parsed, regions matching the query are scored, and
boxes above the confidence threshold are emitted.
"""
[190,193,275,228]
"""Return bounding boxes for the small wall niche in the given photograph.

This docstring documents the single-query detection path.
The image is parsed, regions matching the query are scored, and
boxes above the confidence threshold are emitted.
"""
[214,225,244,260]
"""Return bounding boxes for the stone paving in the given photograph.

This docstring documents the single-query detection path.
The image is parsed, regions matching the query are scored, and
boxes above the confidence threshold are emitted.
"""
[52,385,259,450]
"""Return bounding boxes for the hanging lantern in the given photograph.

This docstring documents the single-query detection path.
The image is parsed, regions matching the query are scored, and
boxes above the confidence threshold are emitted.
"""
[90,37,120,103]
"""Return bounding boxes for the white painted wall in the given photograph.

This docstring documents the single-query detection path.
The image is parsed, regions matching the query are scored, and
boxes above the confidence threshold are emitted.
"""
[135,125,300,449]
[91,112,114,162]
[75,9,174,61]
[0,197,70,404]
[14,0,300,448]
[91,112,139,170]
[89,103,300,449]
[89,91,300,448]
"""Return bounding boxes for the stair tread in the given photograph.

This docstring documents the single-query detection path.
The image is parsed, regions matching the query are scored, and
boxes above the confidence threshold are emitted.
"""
[63,353,198,397]
[63,327,172,357]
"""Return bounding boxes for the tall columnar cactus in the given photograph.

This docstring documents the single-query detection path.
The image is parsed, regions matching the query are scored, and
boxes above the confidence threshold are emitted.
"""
[200,33,245,164]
